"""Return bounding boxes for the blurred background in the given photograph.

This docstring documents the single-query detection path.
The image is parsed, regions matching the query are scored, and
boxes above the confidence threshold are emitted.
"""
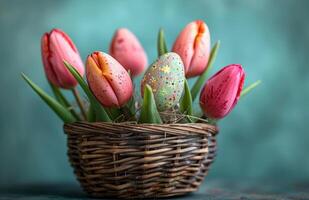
[0,0,308,188]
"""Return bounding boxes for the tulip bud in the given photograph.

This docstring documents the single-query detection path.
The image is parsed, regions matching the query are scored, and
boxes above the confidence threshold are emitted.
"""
[172,20,211,78]
[109,28,148,77]
[41,29,85,89]
[200,64,245,119]
[86,51,133,108]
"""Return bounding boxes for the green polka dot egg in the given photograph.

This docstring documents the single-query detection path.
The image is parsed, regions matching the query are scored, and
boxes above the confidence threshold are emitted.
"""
[141,52,185,111]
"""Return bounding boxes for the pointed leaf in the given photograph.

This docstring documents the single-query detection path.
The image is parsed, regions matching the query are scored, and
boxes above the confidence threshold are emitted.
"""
[64,61,111,122]
[179,80,193,116]
[87,104,96,122]
[139,84,162,124]
[21,73,76,123]
[107,107,122,121]
[49,82,81,120]
[191,40,220,101]
[127,95,136,115]
[241,80,261,97]
[157,28,168,57]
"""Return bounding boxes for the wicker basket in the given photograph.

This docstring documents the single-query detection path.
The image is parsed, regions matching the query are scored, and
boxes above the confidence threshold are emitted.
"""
[63,122,218,199]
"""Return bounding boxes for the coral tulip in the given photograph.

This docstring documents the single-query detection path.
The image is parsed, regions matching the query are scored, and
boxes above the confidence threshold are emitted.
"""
[41,28,85,89]
[86,51,133,108]
[172,20,211,78]
[200,64,245,119]
[109,28,148,76]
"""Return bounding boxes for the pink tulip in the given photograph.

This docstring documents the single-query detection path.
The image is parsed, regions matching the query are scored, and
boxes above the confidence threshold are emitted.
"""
[172,20,211,78]
[86,51,133,108]
[109,28,148,77]
[41,29,85,89]
[200,64,245,119]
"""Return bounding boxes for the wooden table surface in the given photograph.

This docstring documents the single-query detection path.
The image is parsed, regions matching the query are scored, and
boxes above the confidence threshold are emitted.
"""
[1,180,308,200]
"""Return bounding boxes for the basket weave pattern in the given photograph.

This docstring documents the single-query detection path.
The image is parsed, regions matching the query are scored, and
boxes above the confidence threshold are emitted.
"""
[64,122,218,199]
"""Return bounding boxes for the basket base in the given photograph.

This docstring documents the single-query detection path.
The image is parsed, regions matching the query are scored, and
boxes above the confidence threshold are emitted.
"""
[64,122,218,199]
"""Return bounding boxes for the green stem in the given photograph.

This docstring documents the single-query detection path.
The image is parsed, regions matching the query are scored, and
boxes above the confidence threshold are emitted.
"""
[191,41,221,101]
[21,73,76,123]
[71,88,87,120]
[64,61,111,122]
[207,118,217,125]
[49,82,81,121]
[241,80,261,97]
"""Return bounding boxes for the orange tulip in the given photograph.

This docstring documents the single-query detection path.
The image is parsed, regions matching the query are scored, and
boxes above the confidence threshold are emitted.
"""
[172,20,211,78]
[86,51,133,108]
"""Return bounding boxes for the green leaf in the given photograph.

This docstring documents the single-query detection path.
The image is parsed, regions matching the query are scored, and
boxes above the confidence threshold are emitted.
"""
[139,84,162,124]
[191,40,221,101]
[63,61,111,122]
[107,107,122,121]
[241,80,261,97]
[179,80,193,116]
[49,82,81,120]
[126,96,136,115]
[157,28,168,57]
[21,73,76,123]
[87,104,95,122]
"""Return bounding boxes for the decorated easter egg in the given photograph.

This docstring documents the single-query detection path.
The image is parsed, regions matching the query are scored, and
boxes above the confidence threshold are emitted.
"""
[141,52,185,111]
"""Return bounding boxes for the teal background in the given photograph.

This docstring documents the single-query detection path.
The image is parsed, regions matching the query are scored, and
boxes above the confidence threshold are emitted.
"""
[1,0,308,187]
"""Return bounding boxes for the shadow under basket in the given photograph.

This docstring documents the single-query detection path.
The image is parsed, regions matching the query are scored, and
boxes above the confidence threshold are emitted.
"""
[63,122,218,199]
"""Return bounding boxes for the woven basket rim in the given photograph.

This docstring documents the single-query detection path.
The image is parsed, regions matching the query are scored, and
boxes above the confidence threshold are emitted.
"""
[63,121,218,136]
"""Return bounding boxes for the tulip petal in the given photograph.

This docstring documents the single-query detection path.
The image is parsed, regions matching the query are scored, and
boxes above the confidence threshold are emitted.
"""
[109,28,147,77]
[139,84,162,124]
[87,52,133,108]
[186,21,211,77]
[41,33,60,86]
[21,73,76,123]
[97,53,133,106]
[49,31,81,88]
[199,64,245,119]
[191,40,220,101]
[172,22,196,73]
[172,20,211,78]
[87,56,119,107]
[42,29,85,89]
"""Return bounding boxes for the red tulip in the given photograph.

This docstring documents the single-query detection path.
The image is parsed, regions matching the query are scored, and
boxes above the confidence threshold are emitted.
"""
[109,28,148,77]
[41,29,85,89]
[86,51,133,108]
[200,64,245,119]
[172,20,211,78]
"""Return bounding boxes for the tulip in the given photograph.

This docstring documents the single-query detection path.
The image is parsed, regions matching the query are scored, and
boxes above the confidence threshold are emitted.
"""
[109,28,148,76]
[172,20,211,78]
[199,64,245,119]
[86,51,133,108]
[41,29,85,89]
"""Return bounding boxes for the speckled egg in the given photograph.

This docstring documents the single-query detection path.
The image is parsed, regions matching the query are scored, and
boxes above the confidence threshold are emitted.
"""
[141,52,185,111]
